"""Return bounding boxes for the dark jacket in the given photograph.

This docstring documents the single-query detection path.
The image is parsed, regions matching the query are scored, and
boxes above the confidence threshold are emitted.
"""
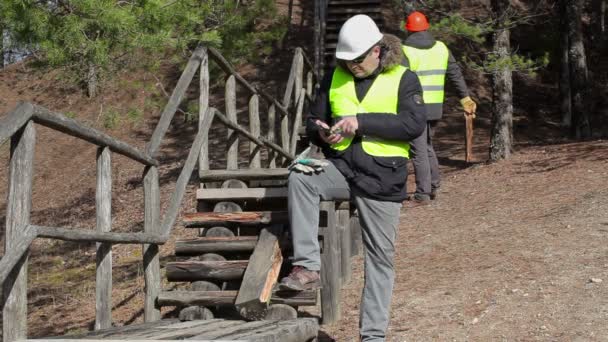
[307,34,426,202]
[402,31,469,120]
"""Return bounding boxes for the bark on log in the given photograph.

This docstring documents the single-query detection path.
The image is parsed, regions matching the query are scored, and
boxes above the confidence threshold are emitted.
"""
[166,261,248,282]
[176,237,258,255]
[95,147,112,330]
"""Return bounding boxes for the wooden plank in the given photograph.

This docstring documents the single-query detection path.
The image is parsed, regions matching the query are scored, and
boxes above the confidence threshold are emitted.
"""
[95,147,112,330]
[289,88,305,155]
[267,104,277,168]
[319,201,341,324]
[146,47,204,156]
[198,48,210,179]
[0,225,36,286]
[159,107,216,236]
[235,226,284,320]
[225,318,319,342]
[294,50,304,119]
[196,187,287,201]
[337,208,352,285]
[327,7,382,14]
[166,260,248,282]
[157,290,316,307]
[0,102,34,147]
[183,211,288,227]
[143,165,161,322]
[31,105,157,166]
[199,168,289,182]
[189,321,277,340]
[225,74,238,170]
[249,94,262,168]
[34,226,166,244]
[133,320,228,340]
[3,121,35,342]
[175,236,258,254]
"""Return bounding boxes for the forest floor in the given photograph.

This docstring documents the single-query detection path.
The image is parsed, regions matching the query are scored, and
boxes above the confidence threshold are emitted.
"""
[1,0,608,341]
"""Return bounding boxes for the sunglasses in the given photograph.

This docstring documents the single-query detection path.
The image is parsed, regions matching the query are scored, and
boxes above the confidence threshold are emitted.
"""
[346,47,374,64]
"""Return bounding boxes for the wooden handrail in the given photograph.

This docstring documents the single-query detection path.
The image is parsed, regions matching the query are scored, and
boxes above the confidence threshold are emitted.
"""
[0,225,37,290]
[35,226,167,244]
[0,102,34,146]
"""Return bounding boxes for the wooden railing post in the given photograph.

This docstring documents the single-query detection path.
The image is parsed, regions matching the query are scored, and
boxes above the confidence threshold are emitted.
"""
[248,94,261,168]
[3,121,35,342]
[95,146,112,329]
[143,165,161,321]
[226,75,238,170]
[290,88,306,155]
[267,104,277,168]
[198,48,210,179]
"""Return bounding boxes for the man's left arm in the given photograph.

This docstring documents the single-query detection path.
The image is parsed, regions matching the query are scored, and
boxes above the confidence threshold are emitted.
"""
[355,70,427,141]
[447,51,477,115]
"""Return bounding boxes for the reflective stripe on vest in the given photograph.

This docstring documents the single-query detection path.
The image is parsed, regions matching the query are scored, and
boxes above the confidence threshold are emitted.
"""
[402,41,449,104]
[328,65,410,158]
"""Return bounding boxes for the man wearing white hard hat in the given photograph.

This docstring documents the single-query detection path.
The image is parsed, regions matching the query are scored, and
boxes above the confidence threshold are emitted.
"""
[279,14,426,341]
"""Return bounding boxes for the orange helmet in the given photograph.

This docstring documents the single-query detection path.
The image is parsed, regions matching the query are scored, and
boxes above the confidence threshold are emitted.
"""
[405,11,430,32]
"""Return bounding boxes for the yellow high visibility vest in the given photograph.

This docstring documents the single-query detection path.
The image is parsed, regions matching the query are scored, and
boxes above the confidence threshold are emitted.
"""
[402,41,449,104]
[328,65,410,158]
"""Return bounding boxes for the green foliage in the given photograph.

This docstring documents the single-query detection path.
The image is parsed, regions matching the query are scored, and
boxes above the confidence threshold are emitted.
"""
[64,111,77,119]
[102,108,120,129]
[467,52,550,76]
[184,100,199,122]
[0,0,287,95]
[430,14,488,44]
[126,107,143,123]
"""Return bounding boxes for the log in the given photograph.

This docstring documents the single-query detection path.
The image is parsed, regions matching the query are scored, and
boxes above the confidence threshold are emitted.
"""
[178,306,214,321]
[159,107,216,236]
[95,147,112,330]
[337,207,352,285]
[191,281,221,292]
[143,166,161,322]
[264,304,297,320]
[319,201,341,324]
[267,104,277,168]
[32,105,157,166]
[198,253,226,262]
[225,74,238,170]
[290,88,305,155]
[3,121,35,342]
[221,179,248,189]
[235,226,284,321]
[213,201,243,213]
[249,94,262,168]
[0,224,36,286]
[202,226,235,237]
[166,261,248,282]
[175,237,258,255]
[196,187,287,201]
[157,290,317,307]
[183,211,288,228]
[34,226,166,244]
[146,47,205,156]
[198,48,210,178]
[0,102,34,147]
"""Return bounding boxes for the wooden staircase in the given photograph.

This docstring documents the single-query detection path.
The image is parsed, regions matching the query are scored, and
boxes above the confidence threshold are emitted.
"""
[322,0,384,71]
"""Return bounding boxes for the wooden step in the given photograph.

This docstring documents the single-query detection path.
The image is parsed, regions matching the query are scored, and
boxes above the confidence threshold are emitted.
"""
[183,211,288,228]
[200,168,290,182]
[327,7,382,14]
[196,187,287,201]
[166,260,248,282]
[329,0,381,5]
[326,14,383,23]
[175,236,259,255]
[157,290,317,307]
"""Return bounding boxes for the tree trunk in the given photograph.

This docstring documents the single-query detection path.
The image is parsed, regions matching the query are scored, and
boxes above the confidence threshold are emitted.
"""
[489,0,513,161]
[87,62,98,98]
[566,0,591,139]
[559,0,572,128]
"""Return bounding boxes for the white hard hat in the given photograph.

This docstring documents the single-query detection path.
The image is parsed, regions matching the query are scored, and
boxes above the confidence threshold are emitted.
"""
[335,15,383,60]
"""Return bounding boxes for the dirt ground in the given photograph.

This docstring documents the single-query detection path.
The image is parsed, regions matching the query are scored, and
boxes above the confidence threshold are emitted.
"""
[2,1,608,340]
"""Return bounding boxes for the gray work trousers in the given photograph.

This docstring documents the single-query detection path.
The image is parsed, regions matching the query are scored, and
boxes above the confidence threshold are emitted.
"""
[409,121,440,199]
[288,162,401,341]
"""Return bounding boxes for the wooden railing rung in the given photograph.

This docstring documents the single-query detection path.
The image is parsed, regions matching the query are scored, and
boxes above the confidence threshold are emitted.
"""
[34,226,167,244]
[0,102,34,146]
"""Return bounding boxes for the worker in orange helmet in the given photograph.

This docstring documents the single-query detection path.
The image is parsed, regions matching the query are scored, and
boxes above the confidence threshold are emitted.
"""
[401,11,477,206]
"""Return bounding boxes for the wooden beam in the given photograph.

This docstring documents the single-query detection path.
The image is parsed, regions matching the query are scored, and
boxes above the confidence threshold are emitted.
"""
[165,261,248,282]
[290,88,305,155]
[95,147,112,330]
[235,226,284,320]
[183,211,288,227]
[34,226,166,244]
[3,121,35,342]
[196,187,287,201]
[267,104,277,168]
[31,105,157,166]
[319,200,341,324]
[199,168,289,182]
[198,48,210,179]
[143,165,161,322]
[225,74,238,170]
[159,107,216,236]
[146,47,204,156]
[157,290,316,307]
[249,94,261,168]
[175,236,258,255]
[0,225,36,290]
[0,102,34,147]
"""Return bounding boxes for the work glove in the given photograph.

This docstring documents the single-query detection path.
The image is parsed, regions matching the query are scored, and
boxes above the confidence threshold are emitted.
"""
[288,158,329,174]
[289,146,329,174]
[460,96,477,118]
